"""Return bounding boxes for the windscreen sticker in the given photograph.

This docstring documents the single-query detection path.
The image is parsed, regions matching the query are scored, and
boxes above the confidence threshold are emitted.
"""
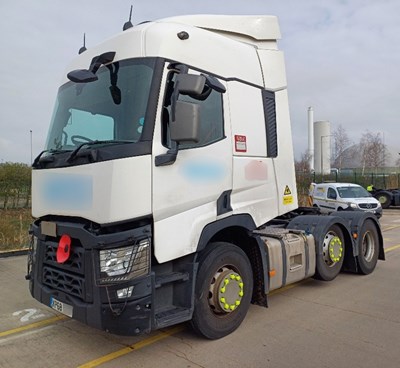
[235,135,247,152]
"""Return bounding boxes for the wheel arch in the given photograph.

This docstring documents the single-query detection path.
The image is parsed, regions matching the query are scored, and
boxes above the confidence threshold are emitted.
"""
[196,214,268,307]
[330,211,385,262]
[287,214,356,273]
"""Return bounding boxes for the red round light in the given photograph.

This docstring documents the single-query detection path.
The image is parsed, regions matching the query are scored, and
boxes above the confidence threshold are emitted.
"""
[57,234,72,264]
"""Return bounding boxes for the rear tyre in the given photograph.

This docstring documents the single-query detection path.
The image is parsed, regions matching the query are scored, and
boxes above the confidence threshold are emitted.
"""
[190,242,253,339]
[375,192,391,209]
[314,224,345,281]
[357,219,379,274]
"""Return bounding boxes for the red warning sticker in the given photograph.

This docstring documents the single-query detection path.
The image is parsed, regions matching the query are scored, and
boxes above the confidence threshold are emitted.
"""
[235,135,247,152]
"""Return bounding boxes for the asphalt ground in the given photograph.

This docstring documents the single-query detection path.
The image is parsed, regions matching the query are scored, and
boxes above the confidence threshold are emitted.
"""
[1,210,400,368]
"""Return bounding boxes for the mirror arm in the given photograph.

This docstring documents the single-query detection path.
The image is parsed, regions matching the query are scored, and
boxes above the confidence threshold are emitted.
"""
[155,145,179,167]
[170,80,181,122]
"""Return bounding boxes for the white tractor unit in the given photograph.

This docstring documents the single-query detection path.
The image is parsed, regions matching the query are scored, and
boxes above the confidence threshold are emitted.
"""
[27,14,384,339]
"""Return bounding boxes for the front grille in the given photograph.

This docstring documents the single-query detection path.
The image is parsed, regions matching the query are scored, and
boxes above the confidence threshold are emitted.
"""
[43,266,85,300]
[359,203,378,209]
[44,241,85,274]
[42,240,91,302]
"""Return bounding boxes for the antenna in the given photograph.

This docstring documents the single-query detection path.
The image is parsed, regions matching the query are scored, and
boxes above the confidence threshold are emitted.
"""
[79,33,87,54]
[123,5,133,31]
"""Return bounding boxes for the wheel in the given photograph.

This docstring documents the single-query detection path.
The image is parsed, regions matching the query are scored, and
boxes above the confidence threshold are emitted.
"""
[190,242,253,339]
[375,192,391,209]
[314,224,345,281]
[71,135,93,145]
[357,219,379,274]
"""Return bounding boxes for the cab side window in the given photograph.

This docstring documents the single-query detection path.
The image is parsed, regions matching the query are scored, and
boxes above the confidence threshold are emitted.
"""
[327,188,337,200]
[162,69,225,150]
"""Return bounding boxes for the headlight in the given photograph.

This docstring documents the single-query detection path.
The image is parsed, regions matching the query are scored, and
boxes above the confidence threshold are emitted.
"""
[99,239,150,283]
[349,203,358,209]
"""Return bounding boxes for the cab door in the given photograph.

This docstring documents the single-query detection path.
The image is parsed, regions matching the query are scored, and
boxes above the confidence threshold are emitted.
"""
[151,64,232,263]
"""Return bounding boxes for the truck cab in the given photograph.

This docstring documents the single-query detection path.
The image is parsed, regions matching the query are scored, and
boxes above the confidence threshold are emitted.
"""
[27,14,384,339]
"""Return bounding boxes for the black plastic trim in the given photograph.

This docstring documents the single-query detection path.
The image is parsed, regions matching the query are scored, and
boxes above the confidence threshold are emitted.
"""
[29,217,155,335]
[196,214,257,253]
[216,190,232,216]
[164,58,265,90]
[278,237,287,286]
[330,211,385,261]
[141,58,164,142]
[262,90,278,158]
[31,217,151,249]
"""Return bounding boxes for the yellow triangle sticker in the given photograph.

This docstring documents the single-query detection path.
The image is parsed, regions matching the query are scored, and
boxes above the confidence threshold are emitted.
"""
[284,185,291,195]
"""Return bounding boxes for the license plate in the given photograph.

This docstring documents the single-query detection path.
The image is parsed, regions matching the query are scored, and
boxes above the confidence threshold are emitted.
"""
[50,297,73,317]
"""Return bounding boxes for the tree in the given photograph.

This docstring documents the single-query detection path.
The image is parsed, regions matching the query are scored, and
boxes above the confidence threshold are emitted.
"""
[359,131,390,174]
[396,155,400,167]
[295,151,312,173]
[332,124,351,169]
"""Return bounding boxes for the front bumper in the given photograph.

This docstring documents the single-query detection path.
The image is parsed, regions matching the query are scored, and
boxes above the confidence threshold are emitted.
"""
[28,218,155,335]
[33,273,154,335]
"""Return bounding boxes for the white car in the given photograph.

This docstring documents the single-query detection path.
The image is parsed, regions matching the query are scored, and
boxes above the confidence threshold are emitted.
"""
[310,182,382,218]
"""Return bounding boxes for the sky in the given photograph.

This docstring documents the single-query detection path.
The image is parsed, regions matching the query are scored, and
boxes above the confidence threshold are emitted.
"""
[0,0,399,164]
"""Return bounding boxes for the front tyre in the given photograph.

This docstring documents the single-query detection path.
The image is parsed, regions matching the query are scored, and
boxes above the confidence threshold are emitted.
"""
[357,219,379,274]
[191,242,253,339]
[315,224,345,281]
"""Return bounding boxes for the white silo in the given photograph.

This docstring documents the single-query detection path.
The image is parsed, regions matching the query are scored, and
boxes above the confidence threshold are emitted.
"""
[314,121,331,174]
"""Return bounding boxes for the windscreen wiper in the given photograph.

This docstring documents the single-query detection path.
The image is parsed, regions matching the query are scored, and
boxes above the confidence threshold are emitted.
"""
[67,140,134,163]
[32,149,71,168]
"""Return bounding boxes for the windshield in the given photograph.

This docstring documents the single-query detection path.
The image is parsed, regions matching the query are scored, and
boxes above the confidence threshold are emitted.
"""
[337,186,370,198]
[45,58,156,152]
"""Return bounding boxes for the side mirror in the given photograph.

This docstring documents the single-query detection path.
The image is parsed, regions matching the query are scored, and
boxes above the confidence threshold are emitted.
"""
[67,69,98,83]
[176,74,206,95]
[170,101,200,143]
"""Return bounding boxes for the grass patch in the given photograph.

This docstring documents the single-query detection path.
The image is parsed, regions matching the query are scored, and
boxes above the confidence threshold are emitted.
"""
[0,209,32,251]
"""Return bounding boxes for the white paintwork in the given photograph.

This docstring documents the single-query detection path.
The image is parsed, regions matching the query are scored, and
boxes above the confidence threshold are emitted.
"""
[37,14,302,263]
[161,14,281,41]
[152,73,232,263]
[32,156,152,224]
[228,81,267,157]
[273,90,298,215]
[256,50,287,90]
[231,157,279,226]
[63,17,266,88]
[144,22,265,87]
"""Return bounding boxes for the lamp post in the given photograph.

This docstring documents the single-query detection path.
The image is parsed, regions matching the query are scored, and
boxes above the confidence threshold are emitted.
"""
[30,130,33,165]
